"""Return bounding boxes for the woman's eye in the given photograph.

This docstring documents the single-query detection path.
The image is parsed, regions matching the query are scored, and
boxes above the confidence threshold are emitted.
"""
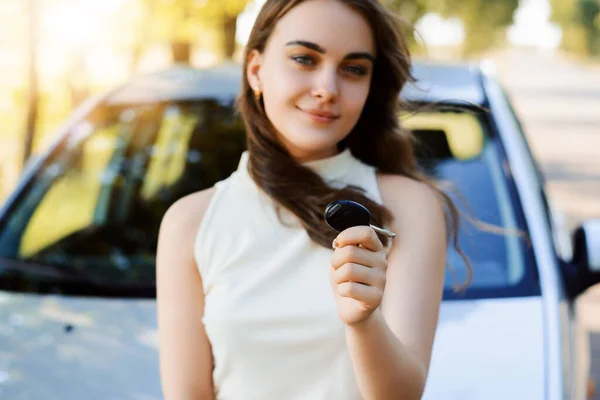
[291,55,315,66]
[344,65,367,76]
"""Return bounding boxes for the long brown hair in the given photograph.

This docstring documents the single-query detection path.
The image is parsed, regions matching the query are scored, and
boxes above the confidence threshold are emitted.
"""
[236,0,472,288]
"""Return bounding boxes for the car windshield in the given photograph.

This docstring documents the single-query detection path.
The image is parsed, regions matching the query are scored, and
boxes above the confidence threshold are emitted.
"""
[0,99,247,288]
[0,100,533,297]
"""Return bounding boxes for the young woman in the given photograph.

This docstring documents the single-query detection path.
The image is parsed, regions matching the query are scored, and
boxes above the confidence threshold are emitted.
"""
[156,0,470,399]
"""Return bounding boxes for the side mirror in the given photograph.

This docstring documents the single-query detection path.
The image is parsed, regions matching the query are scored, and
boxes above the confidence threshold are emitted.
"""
[564,219,600,298]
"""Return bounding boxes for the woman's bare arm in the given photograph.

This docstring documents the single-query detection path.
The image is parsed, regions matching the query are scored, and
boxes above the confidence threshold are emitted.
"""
[156,189,216,400]
[341,175,447,400]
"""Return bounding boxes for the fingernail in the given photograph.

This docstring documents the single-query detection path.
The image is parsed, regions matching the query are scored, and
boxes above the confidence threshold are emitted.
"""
[332,239,338,249]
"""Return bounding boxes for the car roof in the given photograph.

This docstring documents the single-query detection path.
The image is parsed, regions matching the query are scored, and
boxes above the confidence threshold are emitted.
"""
[106,60,486,107]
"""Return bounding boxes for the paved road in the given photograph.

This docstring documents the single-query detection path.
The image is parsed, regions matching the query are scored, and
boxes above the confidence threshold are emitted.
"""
[489,48,600,397]
[490,49,600,228]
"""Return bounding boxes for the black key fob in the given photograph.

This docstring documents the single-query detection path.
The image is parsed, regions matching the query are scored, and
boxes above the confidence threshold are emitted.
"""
[324,200,395,238]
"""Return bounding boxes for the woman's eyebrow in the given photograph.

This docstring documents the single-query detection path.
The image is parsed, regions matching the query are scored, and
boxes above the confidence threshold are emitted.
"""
[285,40,375,63]
[344,52,375,63]
[285,40,325,53]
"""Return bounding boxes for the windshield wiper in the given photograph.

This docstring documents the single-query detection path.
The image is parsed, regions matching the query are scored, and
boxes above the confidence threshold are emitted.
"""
[0,257,155,298]
[0,256,94,282]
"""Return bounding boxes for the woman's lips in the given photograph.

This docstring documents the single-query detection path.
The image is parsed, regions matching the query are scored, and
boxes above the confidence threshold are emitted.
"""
[299,107,340,124]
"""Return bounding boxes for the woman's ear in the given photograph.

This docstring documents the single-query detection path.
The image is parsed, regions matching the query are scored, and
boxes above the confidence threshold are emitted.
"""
[246,49,263,93]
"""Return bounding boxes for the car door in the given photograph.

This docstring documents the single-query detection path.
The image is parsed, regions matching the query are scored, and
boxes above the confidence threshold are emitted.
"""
[403,106,544,399]
[483,74,592,400]
[499,88,590,400]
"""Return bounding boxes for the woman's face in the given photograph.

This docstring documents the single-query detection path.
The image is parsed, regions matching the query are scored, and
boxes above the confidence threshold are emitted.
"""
[247,0,376,162]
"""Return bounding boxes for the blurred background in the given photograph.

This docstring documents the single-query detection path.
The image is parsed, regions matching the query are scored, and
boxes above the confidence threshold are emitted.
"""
[0,0,599,394]
[2,0,600,210]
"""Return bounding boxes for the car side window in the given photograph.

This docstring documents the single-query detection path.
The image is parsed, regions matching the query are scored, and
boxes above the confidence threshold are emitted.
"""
[0,100,246,285]
[405,110,530,292]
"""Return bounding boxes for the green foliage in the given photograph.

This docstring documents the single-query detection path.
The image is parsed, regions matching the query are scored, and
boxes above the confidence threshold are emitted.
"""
[386,0,519,56]
[137,0,251,61]
[142,0,248,39]
[549,0,600,56]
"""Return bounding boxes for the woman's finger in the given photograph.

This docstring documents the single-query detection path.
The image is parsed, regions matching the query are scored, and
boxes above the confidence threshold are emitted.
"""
[336,281,381,304]
[334,226,383,252]
[331,244,387,271]
[333,262,385,287]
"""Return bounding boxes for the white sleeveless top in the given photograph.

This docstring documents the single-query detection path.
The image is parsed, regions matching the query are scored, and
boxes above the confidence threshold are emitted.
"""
[194,149,384,400]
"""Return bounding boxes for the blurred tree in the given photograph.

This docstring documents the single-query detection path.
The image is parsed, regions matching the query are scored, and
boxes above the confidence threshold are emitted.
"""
[380,0,434,51]
[23,0,39,168]
[550,0,600,56]
[385,0,519,56]
[443,0,519,55]
[140,0,250,64]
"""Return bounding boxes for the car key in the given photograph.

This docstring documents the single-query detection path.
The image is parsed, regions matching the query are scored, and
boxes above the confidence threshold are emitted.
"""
[324,200,396,239]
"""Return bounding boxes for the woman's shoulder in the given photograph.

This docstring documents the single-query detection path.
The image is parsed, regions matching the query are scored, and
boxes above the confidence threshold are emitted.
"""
[159,168,244,236]
[376,173,445,231]
[159,187,218,245]
[377,173,439,200]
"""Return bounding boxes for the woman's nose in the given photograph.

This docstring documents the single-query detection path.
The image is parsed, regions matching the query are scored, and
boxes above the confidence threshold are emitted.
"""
[311,67,339,103]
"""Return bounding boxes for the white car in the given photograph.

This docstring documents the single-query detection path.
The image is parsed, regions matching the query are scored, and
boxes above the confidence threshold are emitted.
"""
[0,62,598,399]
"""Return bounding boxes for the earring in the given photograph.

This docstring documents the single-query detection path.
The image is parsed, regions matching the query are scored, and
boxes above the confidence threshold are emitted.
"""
[253,87,262,100]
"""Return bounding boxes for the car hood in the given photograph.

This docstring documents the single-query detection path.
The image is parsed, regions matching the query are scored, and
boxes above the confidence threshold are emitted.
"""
[0,292,161,400]
[422,297,545,400]
[0,293,545,399]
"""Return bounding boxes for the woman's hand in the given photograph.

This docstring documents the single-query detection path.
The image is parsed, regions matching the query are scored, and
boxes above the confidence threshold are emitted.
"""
[330,226,388,327]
